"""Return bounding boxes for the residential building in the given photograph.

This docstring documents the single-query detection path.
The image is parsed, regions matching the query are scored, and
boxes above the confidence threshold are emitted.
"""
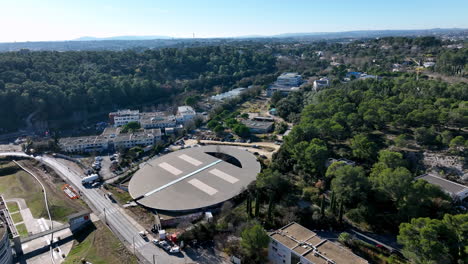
[313,77,330,91]
[241,120,274,134]
[417,174,468,201]
[59,129,162,153]
[276,73,303,87]
[59,136,109,153]
[113,129,162,149]
[211,88,246,101]
[176,106,196,123]
[267,73,303,97]
[109,109,140,127]
[269,222,368,264]
[140,113,177,129]
[267,85,301,97]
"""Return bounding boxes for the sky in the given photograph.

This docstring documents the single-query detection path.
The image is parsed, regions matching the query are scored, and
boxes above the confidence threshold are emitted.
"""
[0,0,467,42]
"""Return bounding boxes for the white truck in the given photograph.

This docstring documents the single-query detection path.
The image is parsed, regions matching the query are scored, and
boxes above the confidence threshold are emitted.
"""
[81,174,100,185]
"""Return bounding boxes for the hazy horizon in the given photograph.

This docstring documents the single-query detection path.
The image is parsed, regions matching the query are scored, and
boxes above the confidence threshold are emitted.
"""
[1,0,467,43]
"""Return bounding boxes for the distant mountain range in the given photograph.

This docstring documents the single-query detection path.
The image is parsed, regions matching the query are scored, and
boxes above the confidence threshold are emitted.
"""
[0,28,466,52]
[74,35,173,41]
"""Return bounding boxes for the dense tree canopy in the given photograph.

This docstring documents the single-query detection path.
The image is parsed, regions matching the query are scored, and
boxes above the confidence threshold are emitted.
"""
[0,46,276,131]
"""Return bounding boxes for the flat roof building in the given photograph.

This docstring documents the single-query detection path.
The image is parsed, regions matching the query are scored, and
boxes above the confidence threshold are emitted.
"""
[417,174,468,201]
[269,222,368,264]
[176,106,196,123]
[241,120,274,134]
[109,109,140,127]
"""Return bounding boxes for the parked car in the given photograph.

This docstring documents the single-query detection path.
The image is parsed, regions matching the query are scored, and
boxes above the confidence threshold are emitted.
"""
[158,240,171,252]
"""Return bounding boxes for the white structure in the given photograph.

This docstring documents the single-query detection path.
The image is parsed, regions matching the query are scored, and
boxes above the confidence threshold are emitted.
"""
[423,62,436,68]
[140,113,177,129]
[176,106,196,123]
[313,77,330,91]
[59,129,162,153]
[109,109,140,127]
[211,88,246,101]
[59,136,109,153]
[269,222,368,264]
[417,174,468,201]
[113,129,162,149]
[276,73,303,87]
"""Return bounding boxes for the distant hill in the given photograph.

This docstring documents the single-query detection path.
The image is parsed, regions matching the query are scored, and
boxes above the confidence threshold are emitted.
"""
[74,35,173,41]
[0,28,466,52]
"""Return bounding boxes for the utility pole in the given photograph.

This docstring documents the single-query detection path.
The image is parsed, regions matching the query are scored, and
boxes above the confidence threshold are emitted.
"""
[104,208,106,224]
[153,254,155,264]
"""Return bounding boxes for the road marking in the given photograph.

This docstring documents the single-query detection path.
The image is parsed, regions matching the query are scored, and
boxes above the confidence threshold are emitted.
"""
[209,168,239,183]
[188,179,218,196]
[158,162,182,175]
[142,160,222,198]
[178,154,202,166]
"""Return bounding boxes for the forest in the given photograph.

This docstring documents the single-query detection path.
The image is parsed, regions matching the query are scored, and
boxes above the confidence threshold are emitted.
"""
[0,46,276,131]
[261,76,467,263]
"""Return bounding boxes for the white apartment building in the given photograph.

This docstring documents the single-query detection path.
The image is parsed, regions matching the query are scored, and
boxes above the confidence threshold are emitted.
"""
[313,77,330,91]
[59,129,162,153]
[140,113,177,129]
[269,222,368,264]
[176,106,196,123]
[59,136,109,153]
[109,109,140,127]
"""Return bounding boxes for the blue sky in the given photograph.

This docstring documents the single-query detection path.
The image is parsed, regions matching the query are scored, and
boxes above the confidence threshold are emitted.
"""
[0,0,467,42]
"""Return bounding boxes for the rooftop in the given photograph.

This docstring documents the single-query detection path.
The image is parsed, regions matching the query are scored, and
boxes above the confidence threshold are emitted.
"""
[177,106,196,115]
[241,120,274,130]
[278,72,301,79]
[109,109,140,116]
[270,222,368,264]
[417,174,468,195]
[128,145,261,211]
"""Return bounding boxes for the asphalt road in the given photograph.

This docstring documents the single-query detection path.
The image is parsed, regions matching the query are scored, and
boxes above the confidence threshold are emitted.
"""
[0,151,226,264]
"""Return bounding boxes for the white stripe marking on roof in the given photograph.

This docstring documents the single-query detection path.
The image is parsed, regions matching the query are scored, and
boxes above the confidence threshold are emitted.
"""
[209,168,239,183]
[188,179,218,196]
[143,159,222,197]
[178,154,202,166]
[159,162,182,175]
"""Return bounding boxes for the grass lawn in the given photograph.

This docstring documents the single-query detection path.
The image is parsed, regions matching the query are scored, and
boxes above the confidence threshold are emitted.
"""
[6,202,19,213]
[11,212,23,223]
[0,162,86,223]
[15,223,28,237]
[63,221,137,264]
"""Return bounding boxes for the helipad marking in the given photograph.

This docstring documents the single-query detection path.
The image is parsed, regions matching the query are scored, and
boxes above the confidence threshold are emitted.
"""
[143,159,222,198]
[188,179,218,195]
[178,154,202,166]
[159,162,182,175]
[209,169,239,183]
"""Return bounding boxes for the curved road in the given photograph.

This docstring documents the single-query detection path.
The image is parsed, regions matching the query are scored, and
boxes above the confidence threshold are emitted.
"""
[0,152,196,264]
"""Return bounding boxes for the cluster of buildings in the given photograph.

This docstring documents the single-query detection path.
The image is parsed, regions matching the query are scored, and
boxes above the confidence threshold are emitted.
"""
[59,129,163,153]
[267,73,303,97]
[59,106,197,153]
[109,106,196,128]
[269,222,368,264]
